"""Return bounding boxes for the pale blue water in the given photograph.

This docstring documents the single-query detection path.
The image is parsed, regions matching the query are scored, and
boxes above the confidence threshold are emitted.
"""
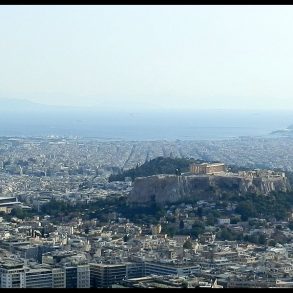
[0,109,292,140]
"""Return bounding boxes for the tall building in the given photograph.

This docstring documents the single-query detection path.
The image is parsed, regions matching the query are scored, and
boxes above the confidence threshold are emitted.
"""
[52,268,66,288]
[65,267,78,288]
[90,262,144,288]
[64,265,90,288]
[24,268,52,288]
[144,261,200,276]
[0,260,90,288]
[0,261,26,288]
[126,262,144,280]
[76,265,90,288]
[90,263,127,288]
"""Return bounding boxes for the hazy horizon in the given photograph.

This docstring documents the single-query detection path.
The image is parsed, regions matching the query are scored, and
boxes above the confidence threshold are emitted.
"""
[0,97,292,140]
[2,97,293,113]
[1,5,293,111]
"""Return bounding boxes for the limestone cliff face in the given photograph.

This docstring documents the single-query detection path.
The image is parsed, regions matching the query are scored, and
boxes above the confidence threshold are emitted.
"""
[128,174,290,205]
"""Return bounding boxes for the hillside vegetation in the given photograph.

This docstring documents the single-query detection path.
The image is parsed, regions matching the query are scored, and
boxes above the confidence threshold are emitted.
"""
[108,156,206,182]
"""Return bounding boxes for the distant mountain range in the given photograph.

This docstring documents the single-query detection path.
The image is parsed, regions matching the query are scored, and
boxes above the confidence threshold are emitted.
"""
[0,98,58,112]
[0,98,134,114]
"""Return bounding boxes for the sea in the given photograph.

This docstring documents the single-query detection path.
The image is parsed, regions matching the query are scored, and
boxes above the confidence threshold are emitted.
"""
[0,109,292,141]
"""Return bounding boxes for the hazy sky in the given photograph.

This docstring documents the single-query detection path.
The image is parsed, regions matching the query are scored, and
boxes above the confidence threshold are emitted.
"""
[1,5,293,110]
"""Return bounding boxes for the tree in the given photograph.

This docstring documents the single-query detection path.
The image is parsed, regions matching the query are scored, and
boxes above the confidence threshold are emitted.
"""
[217,228,233,241]
[182,281,188,288]
[268,239,276,247]
[191,220,205,238]
[165,226,176,237]
[235,201,256,221]
[10,207,28,220]
[179,220,185,230]
[206,214,215,226]
[288,221,293,230]
[197,207,203,218]
[183,240,193,249]
[230,217,239,224]
[258,233,266,245]
[123,234,130,242]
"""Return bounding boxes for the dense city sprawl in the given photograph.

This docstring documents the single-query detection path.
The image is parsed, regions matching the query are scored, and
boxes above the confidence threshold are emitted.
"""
[1,136,293,288]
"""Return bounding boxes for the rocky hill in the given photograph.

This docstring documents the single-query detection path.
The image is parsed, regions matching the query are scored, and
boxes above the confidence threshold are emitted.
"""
[128,173,291,205]
[109,156,205,182]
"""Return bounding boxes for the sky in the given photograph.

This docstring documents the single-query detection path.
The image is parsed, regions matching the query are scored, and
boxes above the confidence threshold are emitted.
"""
[1,5,293,111]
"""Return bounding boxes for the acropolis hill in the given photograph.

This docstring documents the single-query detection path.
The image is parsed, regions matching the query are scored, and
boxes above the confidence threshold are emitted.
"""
[128,163,291,205]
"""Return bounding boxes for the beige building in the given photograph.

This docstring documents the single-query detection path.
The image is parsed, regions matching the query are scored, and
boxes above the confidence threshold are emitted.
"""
[151,224,162,235]
[189,163,225,175]
[0,196,20,214]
